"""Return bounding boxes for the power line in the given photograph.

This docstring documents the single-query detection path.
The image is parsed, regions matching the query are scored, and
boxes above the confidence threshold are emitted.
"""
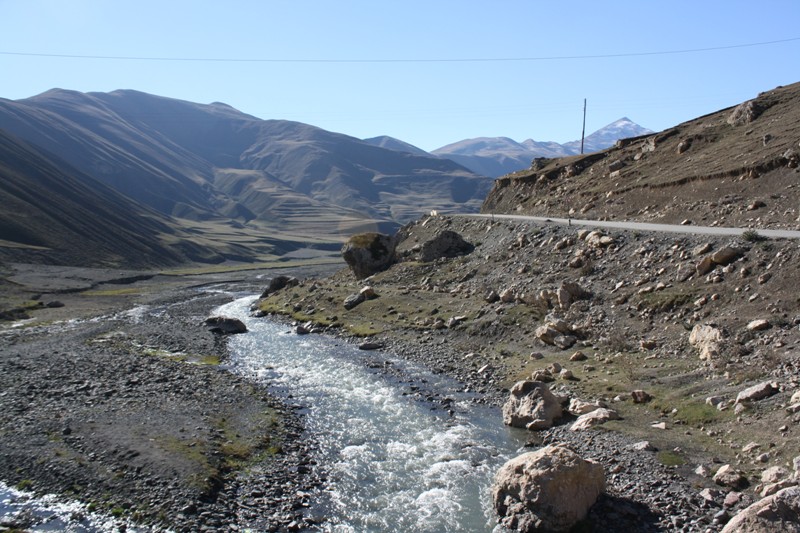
[1,37,798,63]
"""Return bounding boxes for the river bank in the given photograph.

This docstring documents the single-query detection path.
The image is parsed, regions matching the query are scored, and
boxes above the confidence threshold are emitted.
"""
[0,264,334,532]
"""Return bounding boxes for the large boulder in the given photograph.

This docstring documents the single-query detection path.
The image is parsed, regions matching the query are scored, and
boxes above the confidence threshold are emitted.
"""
[205,316,247,334]
[721,487,800,533]
[260,275,298,297]
[502,381,563,430]
[418,230,474,262]
[341,232,397,279]
[493,444,605,532]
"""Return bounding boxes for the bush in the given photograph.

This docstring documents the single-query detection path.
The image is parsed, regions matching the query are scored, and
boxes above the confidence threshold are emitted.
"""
[741,229,765,242]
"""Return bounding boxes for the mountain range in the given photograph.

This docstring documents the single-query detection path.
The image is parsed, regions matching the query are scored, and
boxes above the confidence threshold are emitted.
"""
[364,118,653,178]
[0,89,492,267]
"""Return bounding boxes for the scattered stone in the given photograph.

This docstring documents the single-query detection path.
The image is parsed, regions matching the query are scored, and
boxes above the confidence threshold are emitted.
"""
[358,342,383,351]
[567,398,605,416]
[502,381,563,430]
[492,444,605,533]
[570,408,620,431]
[204,316,247,334]
[631,390,653,404]
[736,381,779,404]
[343,292,365,310]
[359,286,378,299]
[746,319,771,332]
[569,351,587,362]
[714,464,748,490]
[631,441,656,452]
[721,487,800,533]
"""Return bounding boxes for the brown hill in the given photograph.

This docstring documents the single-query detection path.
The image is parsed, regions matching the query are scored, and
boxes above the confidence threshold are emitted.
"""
[483,82,800,229]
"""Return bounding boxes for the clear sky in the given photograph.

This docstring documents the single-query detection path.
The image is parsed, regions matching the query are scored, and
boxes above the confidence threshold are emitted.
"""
[2,0,799,151]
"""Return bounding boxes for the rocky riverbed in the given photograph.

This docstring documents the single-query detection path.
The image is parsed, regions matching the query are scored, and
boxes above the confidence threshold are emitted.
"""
[0,266,331,532]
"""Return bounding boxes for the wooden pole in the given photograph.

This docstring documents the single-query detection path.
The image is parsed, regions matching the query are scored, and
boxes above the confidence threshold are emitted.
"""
[580,98,587,154]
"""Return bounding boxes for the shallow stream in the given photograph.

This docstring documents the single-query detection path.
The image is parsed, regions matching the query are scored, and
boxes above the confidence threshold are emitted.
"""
[219,296,527,532]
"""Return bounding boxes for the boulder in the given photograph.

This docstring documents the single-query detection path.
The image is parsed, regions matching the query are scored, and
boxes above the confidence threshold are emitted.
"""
[492,444,605,533]
[567,398,605,416]
[418,230,474,262]
[570,407,620,431]
[343,292,365,310]
[736,381,779,404]
[341,232,397,279]
[689,324,725,361]
[631,390,653,404]
[721,487,800,533]
[502,381,563,430]
[747,319,771,332]
[711,247,742,266]
[714,464,748,489]
[205,316,247,334]
[260,275,298,297]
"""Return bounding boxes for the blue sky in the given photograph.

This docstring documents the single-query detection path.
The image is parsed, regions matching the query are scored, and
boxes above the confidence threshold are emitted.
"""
[2,0,799,151]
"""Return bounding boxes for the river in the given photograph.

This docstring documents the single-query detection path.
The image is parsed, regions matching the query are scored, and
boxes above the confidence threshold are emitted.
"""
[1,294,526,532]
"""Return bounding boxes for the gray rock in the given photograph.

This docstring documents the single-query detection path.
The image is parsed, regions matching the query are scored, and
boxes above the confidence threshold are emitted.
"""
[205,316,247,334]
[418,230,474,262]
[736,381,779,404]
[260,275,299,297]
[343,293,366,310]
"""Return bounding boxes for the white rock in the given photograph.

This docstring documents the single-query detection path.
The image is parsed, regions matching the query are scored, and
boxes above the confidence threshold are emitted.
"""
[570,408,620,431]
[747,319,771,331]
[492,444,605,533]
[736,381,779,404]
[502,381,563,430]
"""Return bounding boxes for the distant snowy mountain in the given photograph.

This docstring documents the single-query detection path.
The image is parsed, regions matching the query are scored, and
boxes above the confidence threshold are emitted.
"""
[561,117,652,155]
[431,118,654,177]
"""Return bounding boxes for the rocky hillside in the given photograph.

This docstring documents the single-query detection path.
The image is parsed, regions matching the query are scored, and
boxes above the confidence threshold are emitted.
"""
[256,213,800,530]
[483,82,800,229]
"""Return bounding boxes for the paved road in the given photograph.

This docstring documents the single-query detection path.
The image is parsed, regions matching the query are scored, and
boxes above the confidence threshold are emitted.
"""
[458,213,800,239]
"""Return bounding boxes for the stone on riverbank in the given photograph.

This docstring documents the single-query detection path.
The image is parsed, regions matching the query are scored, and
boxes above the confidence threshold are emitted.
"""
[205,315,247,334]
[502,381,562,430]
[493,444,605,532]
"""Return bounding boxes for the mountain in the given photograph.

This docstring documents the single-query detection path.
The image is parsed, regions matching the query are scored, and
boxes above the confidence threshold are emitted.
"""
[362,135,430,157]
[0,89,491,266]
[432,118,653,177]
[483,82,800,229]
[0,129,222,267]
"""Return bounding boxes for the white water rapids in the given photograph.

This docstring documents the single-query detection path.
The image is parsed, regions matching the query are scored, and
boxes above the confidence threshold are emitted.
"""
[218,296,527,532]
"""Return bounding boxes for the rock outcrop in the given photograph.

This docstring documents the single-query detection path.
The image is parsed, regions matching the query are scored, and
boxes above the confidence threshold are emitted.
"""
[341,232,397,279]
[493,444,605,532]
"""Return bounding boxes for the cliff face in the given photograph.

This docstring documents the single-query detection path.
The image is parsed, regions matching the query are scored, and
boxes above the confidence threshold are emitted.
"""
[482,82,800,230]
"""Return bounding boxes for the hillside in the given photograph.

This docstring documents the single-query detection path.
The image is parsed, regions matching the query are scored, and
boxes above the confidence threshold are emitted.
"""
[483,83,800,229]
[0,130,225,267]
[0,89,490,266]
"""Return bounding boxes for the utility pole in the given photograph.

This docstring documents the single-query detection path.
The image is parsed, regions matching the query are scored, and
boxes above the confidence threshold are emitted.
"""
[580,98,587,155]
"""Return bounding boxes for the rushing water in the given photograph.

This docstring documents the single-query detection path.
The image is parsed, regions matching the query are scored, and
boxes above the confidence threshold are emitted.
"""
[217,296,526,532]
[1,294,525,532]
